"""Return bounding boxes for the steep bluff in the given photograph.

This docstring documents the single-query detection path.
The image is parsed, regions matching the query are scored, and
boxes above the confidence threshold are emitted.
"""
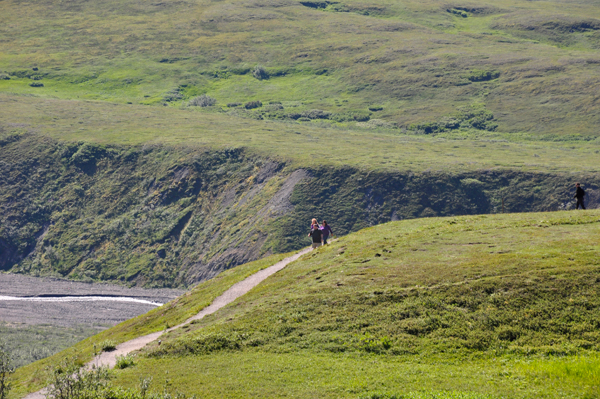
[1,133,597,287]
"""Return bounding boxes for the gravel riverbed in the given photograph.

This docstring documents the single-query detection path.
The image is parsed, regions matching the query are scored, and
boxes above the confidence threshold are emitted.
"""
[0,273,184,326]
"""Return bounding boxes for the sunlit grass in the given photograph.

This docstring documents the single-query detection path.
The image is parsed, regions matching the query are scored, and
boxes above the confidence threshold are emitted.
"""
[2,94,600,174]
[2,0,600,135]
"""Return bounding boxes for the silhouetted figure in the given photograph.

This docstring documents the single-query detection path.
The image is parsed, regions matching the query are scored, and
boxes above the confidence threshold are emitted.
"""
[574,182,586,210]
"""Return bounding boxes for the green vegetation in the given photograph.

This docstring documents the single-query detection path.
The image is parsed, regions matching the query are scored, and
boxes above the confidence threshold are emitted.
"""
[2,128,597,287]
[1,0,600,291]
[99,340,117,353]
[9,252,291,397]
[1,0,599,396]
[0,343,13,399]
[10,210,600,398]
[114,355,135,370]
[1,0,600,135]
[148,211,600,358]
[0,323,101,369]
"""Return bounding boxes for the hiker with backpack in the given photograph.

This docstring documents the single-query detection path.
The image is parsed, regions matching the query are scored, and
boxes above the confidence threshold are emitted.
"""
[309,219,323,249]
[320,220,334,244]
[574,182,586,210]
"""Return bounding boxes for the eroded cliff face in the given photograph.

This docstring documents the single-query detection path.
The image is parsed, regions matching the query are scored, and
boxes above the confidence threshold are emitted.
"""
[1,132,597,287]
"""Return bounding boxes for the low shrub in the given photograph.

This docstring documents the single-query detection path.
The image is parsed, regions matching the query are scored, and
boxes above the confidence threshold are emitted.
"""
[244,100,262,109]
[409,105,497,133]
[0,344,14,399]
[100,340,116,352]
[332,111,371,122]
[301,109,331,119]
[115,354,135,369]
[188,94,216,107]
[359,333,392,353]
[448,8,468,18]
[368,105,384,111]
[163,88,183,102]
[227,102,242,107]
[46,357,111,399]
[252,65,269,80]
[263,104,284,112]
[467,70,500,82]
[29,82,44,87]
[0,73,10,80]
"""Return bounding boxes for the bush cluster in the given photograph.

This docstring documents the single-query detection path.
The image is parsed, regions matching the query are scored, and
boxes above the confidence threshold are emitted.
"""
[252,65,268,80]
[188,94,216,107]
[0,344,13,399]
[45,357,192,399]
[467,70,500,82]
[244,100,262,109]
[115,354,135,369]
[163,88,183,102]
[100,340,116,352]
[410,106,497,134]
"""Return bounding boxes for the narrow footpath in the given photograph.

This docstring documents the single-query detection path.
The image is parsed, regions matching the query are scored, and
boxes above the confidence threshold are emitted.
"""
[24,247,312,399]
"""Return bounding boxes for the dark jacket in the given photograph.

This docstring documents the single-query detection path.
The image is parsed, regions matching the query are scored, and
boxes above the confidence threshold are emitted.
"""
[310,228,323,243]
[575,187,585,199]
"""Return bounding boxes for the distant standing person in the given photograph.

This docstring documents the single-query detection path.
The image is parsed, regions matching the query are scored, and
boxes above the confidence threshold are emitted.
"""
[321,220,334,244]
[574,182,586,210]
[309,222,323,249]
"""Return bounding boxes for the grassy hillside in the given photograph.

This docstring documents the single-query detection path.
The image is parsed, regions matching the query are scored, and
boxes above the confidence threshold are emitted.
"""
[9,252,292,397]
[2,0,600,288]
[2,94,600,174]
[11,210,600,398]
[2,129,598,287]
[1,0,600,135]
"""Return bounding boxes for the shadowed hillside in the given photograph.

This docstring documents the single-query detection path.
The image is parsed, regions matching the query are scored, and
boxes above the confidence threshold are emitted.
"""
[2,131,598,287]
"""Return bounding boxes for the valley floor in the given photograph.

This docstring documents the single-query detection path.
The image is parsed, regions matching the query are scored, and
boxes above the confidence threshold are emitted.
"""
[0,273,182,367]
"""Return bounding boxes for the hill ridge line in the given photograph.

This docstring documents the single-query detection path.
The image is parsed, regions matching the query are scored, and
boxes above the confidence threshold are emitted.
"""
[23,247,312,399]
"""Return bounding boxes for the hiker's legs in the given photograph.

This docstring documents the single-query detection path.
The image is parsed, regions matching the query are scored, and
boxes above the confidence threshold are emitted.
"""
[576,199,585,209]
[311,242,321,249]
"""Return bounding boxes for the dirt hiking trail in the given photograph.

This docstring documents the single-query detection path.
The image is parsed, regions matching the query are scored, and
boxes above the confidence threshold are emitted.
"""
[24,247,312,399]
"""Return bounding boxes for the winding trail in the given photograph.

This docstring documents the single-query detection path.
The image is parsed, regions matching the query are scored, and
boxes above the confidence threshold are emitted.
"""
[23,247,311,399]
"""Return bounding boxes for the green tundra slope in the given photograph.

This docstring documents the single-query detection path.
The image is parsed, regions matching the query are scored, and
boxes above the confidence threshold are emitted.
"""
[11,210,600,398]
[2,125,599,287]
[1,0,600,286]
[1,0,600,135]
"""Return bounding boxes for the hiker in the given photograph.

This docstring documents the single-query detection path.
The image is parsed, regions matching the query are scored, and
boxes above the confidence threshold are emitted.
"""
[308,222,323,249]
[310,218,320,230]
[574,182,586,210]
[320,220,334,244]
